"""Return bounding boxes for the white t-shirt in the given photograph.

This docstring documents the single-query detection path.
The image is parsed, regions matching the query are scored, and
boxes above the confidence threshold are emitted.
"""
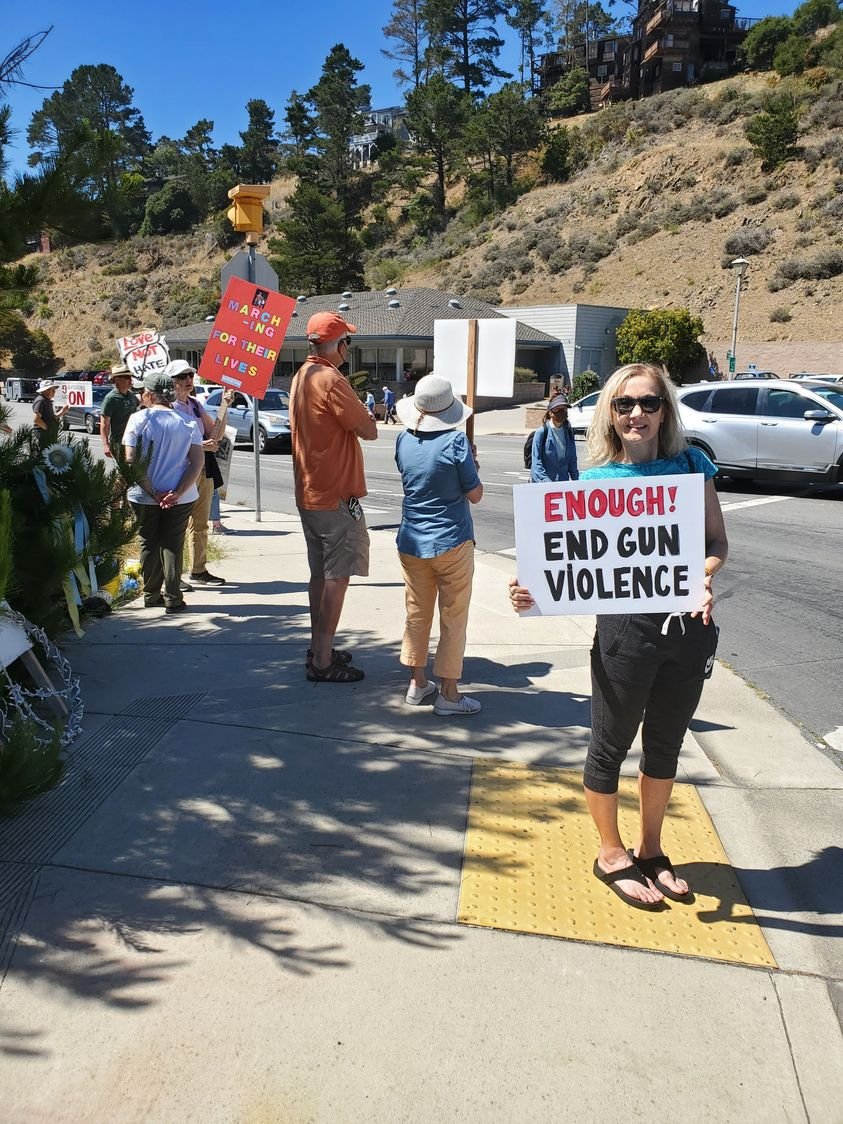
[123,406,203,505]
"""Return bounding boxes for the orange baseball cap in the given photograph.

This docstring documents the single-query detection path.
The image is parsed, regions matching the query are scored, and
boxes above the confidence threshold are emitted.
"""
[306,311,357,342]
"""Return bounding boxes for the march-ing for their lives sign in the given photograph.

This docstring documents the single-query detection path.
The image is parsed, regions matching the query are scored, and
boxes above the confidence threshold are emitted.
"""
[198,277,296,398]
[52,381,93,407]
[513,475,706,616]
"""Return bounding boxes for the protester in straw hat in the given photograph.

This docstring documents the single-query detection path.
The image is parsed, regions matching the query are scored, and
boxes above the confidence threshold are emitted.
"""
[100,363,139,458]
[32,379,69,446]
[394,373,484,716]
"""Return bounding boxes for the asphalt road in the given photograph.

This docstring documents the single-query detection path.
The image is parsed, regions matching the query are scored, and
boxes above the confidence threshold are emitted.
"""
[7,400,841,753]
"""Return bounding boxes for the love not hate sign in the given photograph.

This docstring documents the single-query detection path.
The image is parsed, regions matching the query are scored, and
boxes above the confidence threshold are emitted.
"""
[513,474,707,616]
[198,276,296,397]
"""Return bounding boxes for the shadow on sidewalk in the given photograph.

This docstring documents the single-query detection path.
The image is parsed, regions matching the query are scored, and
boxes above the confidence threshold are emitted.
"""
[684,846,843,937]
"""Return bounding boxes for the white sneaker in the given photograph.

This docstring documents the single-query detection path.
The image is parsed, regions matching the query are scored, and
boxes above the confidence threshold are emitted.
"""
[405,681,438,706]
[433,694,482,717]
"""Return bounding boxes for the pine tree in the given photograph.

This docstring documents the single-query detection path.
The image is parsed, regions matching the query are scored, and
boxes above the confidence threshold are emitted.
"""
[306,45,371,226]
[267,182,365,294]
[421,0,511,96]
[506,0,553,88]
[239,99,278,183]
[405,74,471,219]
[382,0,431,87]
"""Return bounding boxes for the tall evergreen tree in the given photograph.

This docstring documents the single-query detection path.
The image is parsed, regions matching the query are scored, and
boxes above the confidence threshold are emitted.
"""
[306,45,370,225]
[405,74,471,219]
[382,0,430,87]
[472,82,544,187]
[506,0,553,88]
[281,90,319,180]
[267,182,364,293]
[554,0,620,47]
[27,64,150,182]
[239,98,278,182]
[421,0,511,96]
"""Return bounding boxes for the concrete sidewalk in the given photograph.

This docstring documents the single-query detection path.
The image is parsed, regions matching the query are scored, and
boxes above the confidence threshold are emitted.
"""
[1,508,842,1123]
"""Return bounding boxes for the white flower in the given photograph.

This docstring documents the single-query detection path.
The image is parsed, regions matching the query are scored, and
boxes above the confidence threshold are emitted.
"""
[42,443,74,474]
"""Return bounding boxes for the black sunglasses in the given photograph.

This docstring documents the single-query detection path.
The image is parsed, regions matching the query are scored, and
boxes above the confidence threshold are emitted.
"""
[611,394,664,415]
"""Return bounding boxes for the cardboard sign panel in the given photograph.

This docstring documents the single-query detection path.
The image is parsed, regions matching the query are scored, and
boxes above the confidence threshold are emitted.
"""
[116,330,170,379]
[433,319,516,398]
[198,277,296,398]
[53,381,93,407]
[513,474,706,617]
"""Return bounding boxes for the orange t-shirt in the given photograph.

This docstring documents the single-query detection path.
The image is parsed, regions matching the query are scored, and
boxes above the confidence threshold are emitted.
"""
[290,359,370,510]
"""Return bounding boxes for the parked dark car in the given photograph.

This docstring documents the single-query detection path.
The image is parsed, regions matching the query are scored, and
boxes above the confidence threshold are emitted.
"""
[62,384,111,434]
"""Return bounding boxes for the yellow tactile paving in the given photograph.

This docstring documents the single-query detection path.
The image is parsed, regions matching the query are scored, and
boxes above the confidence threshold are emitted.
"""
[458,761,776,968]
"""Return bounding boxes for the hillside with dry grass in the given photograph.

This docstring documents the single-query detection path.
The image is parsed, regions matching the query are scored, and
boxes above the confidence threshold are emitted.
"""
[19,74,843,370]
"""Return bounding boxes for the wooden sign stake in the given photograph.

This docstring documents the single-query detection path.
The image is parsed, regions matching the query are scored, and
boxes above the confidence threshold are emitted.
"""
[465,318,478,446]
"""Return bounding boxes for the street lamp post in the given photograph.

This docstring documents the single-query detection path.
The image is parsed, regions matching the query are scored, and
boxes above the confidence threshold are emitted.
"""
[729,257,749,379]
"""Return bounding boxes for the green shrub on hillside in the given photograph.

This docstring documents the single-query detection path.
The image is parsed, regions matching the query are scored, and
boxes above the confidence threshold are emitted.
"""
[724,227,774,256]
[745,93,801,170]
[140,183,202,236]
[776,248,843,280]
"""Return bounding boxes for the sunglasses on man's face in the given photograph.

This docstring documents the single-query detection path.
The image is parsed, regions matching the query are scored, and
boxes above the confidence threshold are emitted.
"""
[611,394,664,415]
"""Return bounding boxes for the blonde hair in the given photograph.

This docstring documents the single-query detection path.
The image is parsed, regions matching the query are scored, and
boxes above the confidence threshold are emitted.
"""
[586,363,686,465]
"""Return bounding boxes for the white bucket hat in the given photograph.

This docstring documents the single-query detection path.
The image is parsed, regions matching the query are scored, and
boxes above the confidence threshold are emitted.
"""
[395,372,473,433]
[37,379,59,392]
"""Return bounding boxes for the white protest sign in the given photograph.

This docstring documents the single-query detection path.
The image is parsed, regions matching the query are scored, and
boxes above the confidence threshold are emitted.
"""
[513,474,706,616]
[433,318,516,397]
[53,381,93,407]
[215,425,238,499]
[116,330,170,380]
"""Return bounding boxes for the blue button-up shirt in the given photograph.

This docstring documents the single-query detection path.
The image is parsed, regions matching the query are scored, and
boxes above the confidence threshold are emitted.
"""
[395,429,480,558]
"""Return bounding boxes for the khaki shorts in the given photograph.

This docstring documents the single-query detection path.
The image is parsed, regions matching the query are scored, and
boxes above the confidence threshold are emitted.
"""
[299,501,370,580]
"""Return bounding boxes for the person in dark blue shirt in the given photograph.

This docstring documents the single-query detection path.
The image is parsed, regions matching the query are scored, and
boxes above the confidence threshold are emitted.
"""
[394,374,483,716]
[382,385,397,424]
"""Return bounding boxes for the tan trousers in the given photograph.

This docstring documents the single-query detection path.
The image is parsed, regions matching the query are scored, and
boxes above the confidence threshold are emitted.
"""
[186,471,214,574]
[399,540,474,680]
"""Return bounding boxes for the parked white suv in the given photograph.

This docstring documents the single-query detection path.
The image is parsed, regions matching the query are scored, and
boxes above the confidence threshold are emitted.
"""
[677,380,843,484]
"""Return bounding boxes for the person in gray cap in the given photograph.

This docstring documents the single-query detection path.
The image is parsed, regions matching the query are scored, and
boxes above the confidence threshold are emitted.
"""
[100,363,138,458]
[32,379,69,446]
[529,393,579,483]
[122,372,204,613]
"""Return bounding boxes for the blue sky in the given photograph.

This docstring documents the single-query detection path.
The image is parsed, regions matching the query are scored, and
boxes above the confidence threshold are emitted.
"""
[3,0,797,176]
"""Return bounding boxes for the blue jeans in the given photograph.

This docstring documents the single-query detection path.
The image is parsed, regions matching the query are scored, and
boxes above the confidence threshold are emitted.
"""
[209,488,220,521]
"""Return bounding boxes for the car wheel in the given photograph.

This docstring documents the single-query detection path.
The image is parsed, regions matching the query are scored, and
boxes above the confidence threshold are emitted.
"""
[85,414,96,434]
[252,426,268,454]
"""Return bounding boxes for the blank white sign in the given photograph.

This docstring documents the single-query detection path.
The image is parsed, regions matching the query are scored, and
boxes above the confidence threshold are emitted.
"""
[433,319,516,398]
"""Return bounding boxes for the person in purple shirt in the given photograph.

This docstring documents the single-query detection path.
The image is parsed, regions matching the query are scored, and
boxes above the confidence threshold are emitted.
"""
[394,374,483,717]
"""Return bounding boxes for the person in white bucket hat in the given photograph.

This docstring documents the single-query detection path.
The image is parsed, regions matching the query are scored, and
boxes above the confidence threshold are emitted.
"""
[393,373,484,716]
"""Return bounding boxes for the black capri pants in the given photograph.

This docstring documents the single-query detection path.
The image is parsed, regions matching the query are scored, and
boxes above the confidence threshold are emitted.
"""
[584,613,717,795]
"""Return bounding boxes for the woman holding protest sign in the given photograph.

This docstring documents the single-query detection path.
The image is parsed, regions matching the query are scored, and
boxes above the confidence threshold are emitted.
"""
[509,363,728,910]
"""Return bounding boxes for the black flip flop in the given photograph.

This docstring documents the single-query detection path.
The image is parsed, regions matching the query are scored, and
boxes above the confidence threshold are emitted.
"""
[592,858,666,911]
[629,851,695,904]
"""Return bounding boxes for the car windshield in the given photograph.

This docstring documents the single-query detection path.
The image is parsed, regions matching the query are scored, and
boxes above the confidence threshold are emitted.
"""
[93,387,110,403]
[260,390,288,410]
[808,387,843,411]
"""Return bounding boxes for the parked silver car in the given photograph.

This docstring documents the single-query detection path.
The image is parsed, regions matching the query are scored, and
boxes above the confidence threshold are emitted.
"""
[677,380,843,484]
[568,390,601,435]
[203,387,291,453]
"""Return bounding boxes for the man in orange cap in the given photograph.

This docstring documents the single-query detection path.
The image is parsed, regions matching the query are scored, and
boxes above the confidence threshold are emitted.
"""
[290,311,378,682]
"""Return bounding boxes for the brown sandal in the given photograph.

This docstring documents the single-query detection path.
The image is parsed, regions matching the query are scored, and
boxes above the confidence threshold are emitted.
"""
[305,647,352,670]
[306,658,364,683]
